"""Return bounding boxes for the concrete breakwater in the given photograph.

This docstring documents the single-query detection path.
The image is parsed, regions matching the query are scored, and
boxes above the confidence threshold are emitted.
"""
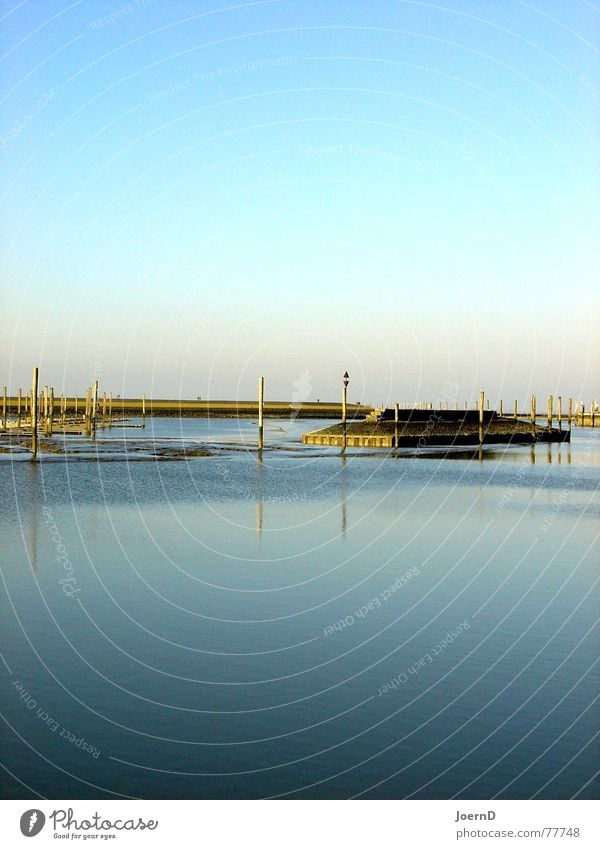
[302,409,570,448]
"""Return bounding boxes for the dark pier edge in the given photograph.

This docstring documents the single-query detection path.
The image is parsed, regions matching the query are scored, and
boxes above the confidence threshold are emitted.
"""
[302,409,571,448]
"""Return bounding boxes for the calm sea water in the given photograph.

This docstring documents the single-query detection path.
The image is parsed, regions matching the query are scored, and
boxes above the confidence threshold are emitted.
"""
[1,420,598,799]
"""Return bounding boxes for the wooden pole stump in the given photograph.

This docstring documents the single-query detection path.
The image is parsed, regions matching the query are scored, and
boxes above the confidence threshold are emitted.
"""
[31,368,39,461]
[258,377,264,451]
[85,388,91,436]
[92,380,99,437]
[478,389,485,444]
[43,387,49,436]
[48,388,54,436]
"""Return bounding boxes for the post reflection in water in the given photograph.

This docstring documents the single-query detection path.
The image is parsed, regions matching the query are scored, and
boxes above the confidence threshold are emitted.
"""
[255,450,264,549]
[26,464,39,572]
[340,453,348,537]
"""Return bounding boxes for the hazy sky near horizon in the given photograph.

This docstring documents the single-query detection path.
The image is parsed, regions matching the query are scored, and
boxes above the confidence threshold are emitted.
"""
[1,0,598,404]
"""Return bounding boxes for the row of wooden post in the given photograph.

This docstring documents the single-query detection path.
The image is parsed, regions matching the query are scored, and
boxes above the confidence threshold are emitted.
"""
[399,392,581,447]
[14,369,146,461]
[402,396,591,431]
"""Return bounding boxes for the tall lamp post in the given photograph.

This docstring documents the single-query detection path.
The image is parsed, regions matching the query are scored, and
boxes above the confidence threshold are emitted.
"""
[342,371,349,451]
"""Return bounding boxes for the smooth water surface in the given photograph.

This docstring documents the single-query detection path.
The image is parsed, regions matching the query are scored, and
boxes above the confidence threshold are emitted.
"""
[1,422,598,799]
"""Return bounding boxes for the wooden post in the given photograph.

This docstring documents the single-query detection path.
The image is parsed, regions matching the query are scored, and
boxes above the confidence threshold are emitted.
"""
[101,391,107,429]
[547,395,553,430]
[499,399,503,417]
[61,393,66,425]
[43,386,49,435]
[464,400,467,411]
[17,388,22,428]
[568,397,572,432]
[85,388,91,436]
[2,385,6,429]
[531,394,536,437]
[142,393,146,428]
[48,387,54,436]
[109,392,113,427]
[486,399,490,411]
[557,396,562,431]
[580,402,585,428]
[31,367,39,461]
[92,380,98,437]
[74,395,78,417]
[514,399,518,420]
[394,402,399,448]
[479,389,484,444]
[592,401,596,428]
[258,376,264,451]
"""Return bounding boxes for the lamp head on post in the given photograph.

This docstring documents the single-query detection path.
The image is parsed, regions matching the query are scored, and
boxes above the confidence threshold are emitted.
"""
[342,372,349,452]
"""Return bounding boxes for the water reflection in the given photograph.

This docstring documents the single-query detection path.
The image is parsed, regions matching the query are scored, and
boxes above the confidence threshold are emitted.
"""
[26,464,39,572]
[255,451,264,547]
[340,453,348,537]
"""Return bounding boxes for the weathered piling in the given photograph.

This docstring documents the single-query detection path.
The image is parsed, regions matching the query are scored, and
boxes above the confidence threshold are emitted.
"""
[31,367,39,461]
[109,392,113,428]
[85,387,92,436]
[478,390,485,444]
[2,385,6,429]
[101,391,107,429]
[547,395,553,430]
[568,397,573,431]
[499,399,503,417]
[394,402,399,446]
[258,376,264,450]
[142,393,146,428]
[17,388,22,427]
[342,371,349,451]
[92,380,99,436]
[514,399,518,420]
[531,394,536,437]
[557,396,562,430]
[593,402,596,428]
[43,387,49,435]
[48,387,54,436]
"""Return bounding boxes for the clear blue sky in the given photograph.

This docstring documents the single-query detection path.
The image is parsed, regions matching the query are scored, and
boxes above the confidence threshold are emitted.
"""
[1,0,598,405]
